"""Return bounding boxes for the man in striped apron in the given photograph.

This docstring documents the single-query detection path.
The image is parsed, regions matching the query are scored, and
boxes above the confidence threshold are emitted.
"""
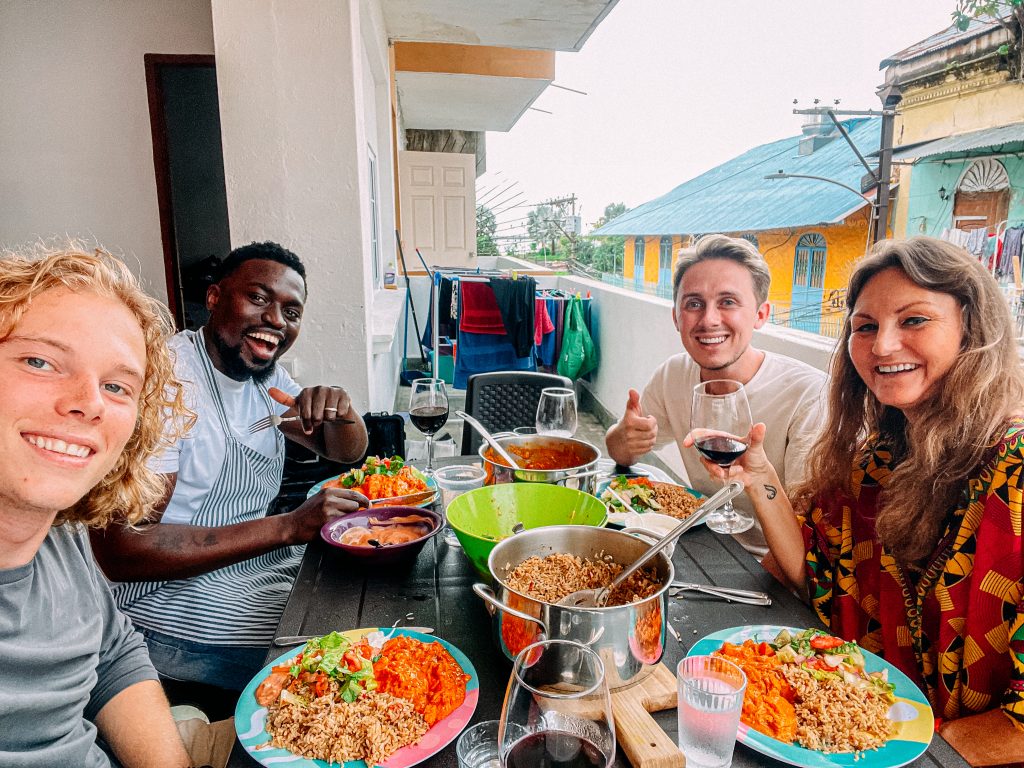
[91,242,370,691]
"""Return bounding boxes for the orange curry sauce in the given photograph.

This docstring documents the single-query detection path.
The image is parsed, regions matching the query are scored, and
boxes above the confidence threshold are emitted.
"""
[369,636,471,726]
[715,639,797,742]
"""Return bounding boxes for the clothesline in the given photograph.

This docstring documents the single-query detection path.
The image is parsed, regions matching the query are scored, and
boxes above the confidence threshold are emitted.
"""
[426,269,593,385]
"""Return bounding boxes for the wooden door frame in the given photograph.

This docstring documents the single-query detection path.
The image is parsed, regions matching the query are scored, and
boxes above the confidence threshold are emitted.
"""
[144,53,216,329]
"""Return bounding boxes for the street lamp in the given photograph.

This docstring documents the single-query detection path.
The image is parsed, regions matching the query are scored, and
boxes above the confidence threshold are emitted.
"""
[764,172,879,244]
[763,172,871,202]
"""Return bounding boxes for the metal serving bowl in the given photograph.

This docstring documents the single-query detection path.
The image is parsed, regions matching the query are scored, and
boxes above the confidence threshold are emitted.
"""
[473,525,673,689]
[477,435,602,495]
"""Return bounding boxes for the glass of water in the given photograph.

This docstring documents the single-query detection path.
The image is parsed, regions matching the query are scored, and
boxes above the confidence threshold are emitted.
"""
[535,387,577,437]
[676,655,747,768]
[457,720,501,768]
[433,464,487,548]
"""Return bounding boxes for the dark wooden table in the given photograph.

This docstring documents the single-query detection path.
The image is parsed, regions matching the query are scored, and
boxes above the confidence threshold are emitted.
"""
[227,459,967,768]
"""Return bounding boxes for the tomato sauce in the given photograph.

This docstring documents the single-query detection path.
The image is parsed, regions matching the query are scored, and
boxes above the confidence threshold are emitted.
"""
[372,636,471,726]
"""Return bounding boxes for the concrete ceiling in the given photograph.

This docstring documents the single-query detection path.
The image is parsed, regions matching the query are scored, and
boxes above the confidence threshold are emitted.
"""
[383,0,619,52]
[396,71,549,131]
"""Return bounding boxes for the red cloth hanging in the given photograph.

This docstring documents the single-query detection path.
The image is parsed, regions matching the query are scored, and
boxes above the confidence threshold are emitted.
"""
[459,282,505,334]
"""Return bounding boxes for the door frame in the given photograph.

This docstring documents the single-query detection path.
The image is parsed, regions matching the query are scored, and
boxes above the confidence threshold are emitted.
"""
[144,53,216,329]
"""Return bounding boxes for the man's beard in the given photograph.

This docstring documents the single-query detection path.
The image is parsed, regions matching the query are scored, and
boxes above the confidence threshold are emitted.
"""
[211,332,278,385]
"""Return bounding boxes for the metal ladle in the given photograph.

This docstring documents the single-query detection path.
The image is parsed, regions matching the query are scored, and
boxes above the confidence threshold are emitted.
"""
[558,480,745,608]
[455,410,523,469]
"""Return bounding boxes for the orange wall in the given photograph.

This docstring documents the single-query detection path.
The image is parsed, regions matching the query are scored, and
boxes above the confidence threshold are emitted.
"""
[393,42,554,79]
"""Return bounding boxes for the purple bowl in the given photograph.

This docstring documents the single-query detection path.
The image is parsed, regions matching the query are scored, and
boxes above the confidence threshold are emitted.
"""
[319,505,442,565]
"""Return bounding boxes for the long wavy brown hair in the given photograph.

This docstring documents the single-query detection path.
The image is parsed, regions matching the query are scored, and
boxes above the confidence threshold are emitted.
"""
[0,242,193,527]
[792,236,1024,565]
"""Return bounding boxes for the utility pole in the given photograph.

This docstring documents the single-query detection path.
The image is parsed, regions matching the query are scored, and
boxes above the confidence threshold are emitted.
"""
[792,103,899,245]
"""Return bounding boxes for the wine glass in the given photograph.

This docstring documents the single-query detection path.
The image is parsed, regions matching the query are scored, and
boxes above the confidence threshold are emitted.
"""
[409,378,449,475]
[535,387,578,437]
[499,639,615,768]
[691,380,754,534]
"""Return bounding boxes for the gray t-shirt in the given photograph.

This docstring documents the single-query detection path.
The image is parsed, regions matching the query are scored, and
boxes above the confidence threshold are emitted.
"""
[0,524,158,767]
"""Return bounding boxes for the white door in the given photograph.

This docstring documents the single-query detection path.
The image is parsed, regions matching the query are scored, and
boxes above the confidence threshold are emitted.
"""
[399,151,476,269]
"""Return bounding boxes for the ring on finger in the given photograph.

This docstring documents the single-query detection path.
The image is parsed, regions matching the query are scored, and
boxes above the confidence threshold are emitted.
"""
[323,407,338,412]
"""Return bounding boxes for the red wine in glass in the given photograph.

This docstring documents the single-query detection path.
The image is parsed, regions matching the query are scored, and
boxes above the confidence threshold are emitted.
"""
[409,378,448,474]
[691,380,755,534]
[695,435,748,467]
[409,405,448,436]
[504,732,607,768]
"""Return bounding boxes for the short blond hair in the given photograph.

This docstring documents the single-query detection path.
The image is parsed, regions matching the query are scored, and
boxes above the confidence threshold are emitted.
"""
[672,234,771,305]
[0,242,193,527]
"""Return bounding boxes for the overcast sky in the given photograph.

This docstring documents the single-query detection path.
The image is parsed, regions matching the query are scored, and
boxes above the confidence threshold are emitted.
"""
[480,0,956,238]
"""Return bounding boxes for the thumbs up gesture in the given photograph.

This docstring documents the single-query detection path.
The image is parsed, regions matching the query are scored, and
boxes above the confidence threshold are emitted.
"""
[618,388,658,457]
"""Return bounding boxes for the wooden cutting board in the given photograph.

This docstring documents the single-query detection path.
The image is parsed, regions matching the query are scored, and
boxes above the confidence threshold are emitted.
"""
[611,663,684,768]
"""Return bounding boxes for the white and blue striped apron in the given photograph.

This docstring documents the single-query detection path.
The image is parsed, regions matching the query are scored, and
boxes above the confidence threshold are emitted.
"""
[113,332,303,645]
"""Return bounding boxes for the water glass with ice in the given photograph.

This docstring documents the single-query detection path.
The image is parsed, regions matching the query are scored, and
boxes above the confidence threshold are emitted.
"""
[457,720,501,768]
[433,464,487,547]
[676,655,747,768]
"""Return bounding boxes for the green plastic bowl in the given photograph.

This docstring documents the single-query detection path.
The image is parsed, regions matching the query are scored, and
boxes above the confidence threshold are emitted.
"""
[445,483,608,578]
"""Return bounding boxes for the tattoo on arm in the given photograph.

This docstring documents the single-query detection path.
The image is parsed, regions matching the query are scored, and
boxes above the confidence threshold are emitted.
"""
[764,484,777,500]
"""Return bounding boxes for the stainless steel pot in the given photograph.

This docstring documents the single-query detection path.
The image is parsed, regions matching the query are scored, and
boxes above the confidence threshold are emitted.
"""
[473,525,674,689]
[477,435,601,495]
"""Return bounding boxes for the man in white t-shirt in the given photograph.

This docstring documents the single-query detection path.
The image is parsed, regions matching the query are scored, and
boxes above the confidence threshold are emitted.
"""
[91,242,370,690]
[606,234,825,557]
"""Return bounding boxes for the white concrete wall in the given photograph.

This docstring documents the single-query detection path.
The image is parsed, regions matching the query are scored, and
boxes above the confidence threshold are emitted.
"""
[0,0,215,299]
[211,0,400,412]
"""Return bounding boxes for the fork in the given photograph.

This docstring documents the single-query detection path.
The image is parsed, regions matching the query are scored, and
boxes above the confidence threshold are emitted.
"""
[248,412,354,434]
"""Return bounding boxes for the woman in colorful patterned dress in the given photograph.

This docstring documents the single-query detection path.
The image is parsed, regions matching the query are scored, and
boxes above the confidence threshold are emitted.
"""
[687,237,1024,765]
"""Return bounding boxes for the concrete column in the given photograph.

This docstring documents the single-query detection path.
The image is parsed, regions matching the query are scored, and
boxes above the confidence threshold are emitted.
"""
[210,0,374,408]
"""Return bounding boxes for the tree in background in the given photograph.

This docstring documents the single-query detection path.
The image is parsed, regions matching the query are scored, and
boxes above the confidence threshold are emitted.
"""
[476,204,499,257]
[952,1,1023,78]
[527,203,561,259]
[584,202,629,274]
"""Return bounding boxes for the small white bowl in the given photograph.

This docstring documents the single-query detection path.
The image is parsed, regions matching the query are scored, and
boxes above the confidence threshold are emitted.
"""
[621,511,680,556]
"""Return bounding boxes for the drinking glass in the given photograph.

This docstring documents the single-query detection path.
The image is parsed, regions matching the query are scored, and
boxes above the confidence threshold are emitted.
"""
[434,464,486,548]
[409,378,449,475]
[499,639,615,768]
[535,387,578,437]
[691,380,754,534]
[676,655,747,768]
[457,720,501,768]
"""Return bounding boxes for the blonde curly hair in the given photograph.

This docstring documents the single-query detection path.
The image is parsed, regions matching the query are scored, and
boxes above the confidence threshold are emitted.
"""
[0,242,193,527]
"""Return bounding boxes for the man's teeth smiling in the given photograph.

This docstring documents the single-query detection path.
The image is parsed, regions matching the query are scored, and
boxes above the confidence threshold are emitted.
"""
[25,434,92,458]
[699,336,727,345]
[877,363,919,374]
[248,332,280,346]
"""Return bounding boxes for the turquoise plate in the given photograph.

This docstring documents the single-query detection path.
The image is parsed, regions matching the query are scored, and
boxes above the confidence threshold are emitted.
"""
[307,466,438,506]
[235,628,479,768]
[596,477,706,527]
[687,625,933,768]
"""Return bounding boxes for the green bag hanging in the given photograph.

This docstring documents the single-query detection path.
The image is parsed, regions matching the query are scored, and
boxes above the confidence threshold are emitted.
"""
[557,295,598,380]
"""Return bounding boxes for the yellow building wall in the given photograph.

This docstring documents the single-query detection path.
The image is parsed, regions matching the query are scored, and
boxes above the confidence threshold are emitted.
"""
[890,71,1024,238]
[623,209,869,304]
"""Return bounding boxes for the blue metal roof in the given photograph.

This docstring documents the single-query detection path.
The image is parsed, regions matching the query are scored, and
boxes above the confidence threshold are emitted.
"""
[591,118,881,237]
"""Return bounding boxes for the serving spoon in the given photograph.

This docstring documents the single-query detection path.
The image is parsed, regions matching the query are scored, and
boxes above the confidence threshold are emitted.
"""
[558,480,745,608]
[455,410,523,469]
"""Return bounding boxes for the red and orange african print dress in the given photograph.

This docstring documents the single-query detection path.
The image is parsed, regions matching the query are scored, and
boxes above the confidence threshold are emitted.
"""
[803,419,1024,726]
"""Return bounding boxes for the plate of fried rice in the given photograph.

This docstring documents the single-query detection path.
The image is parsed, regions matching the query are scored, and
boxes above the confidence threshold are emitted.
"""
[688,625,933,768]
[235,627,479,767]
[597,476,705,527]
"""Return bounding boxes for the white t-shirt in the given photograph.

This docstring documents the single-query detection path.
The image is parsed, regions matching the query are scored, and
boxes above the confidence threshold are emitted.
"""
[641,350,827,557]
[149,330,302,525]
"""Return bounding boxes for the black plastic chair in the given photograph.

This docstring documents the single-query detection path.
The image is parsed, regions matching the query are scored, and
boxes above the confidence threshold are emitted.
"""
[460,371,573,455]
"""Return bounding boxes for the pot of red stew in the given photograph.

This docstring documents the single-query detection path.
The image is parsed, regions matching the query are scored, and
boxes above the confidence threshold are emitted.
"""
[478,435,601,494]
